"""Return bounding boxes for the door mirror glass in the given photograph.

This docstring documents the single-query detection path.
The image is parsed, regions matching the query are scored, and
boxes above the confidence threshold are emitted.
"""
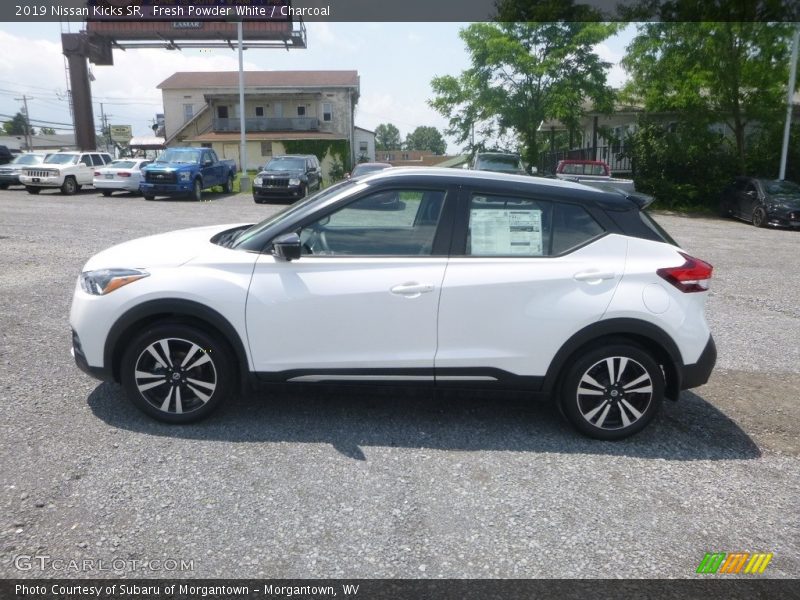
[272,232,302,261]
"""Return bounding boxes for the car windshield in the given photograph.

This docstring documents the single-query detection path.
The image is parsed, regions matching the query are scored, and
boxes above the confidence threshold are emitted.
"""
[44,153,78,165]
[110,160,137,169]
[12,154,44,165]
[352,164,389,177]
[155,149,201,164]
[477,155,523,171]
[762,180,800,196]
[265,157,305,171]
[233,179,359,248]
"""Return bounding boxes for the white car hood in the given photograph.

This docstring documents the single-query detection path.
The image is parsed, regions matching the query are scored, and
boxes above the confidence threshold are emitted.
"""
[82,223,249,271]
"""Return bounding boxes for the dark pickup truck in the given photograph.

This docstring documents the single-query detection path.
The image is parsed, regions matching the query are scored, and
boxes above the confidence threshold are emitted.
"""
[140,147,237,201]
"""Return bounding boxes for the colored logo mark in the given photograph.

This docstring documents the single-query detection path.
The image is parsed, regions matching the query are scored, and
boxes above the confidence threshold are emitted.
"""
[696,552,773,574]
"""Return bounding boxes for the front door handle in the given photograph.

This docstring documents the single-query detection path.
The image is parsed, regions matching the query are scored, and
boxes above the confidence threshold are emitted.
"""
[574,270,616,283]
[390,282,435,298]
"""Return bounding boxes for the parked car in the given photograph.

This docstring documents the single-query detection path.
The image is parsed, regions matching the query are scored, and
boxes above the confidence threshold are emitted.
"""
[471,152,527,175]
[253,154,322,204]
[346,162,392,179]
[719,176,800,228]
[0,152,47,189]
[70,168,715,440]
[18,151,113,195]
[555,159,635,193]
[93,159,151,196]
[139,148,237,202]
[0,145,15,166]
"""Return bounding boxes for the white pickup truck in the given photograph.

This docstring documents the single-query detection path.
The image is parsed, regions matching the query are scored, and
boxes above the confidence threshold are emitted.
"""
[19,150,113,195]
[554,159,635,194]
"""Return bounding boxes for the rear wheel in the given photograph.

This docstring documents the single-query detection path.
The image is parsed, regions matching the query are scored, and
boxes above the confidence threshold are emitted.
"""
[752,206,767,228]
[61,177,77,195]
[120,324,235,424]
[223,174,234,194]
[560,343,664,440]
[101,190,112,197]
[26,186,40,195]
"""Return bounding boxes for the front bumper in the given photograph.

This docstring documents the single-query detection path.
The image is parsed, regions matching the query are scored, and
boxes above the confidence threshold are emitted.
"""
[139,181,194,196]
[19,175,62,188]
[71,329,111,381]
[253,184,304,201]
[679,335,716,390]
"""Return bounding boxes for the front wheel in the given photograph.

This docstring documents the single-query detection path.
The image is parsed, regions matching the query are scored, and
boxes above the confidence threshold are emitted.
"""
[61,177,77,195]
[0,183,9,190]
[120,324,235,423]
[223,174,234,194]
[752,206,767,228]
[143,194,155,201]
[26,186,40,195]
[191,179,202,202]
[559,343,664,440]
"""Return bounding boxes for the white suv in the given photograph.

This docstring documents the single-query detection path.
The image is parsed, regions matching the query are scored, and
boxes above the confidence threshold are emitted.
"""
[69,168,716,440]
[19,150,112,195]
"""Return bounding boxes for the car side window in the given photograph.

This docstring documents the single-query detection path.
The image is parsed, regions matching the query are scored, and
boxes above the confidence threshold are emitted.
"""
[467,194,551,257]
[80,155,92,167]
[744,182,757,194]
[299,189,446,256]
[551,203,606,255]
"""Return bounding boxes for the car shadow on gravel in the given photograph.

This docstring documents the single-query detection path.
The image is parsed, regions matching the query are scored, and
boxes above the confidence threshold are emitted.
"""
[86,383,761,461]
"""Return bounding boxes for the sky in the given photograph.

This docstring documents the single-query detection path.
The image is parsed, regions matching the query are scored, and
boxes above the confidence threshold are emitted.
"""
[0,22,635,154]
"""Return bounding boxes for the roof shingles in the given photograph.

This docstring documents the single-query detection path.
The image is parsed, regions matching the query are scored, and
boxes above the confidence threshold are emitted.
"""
[158,70,359,89]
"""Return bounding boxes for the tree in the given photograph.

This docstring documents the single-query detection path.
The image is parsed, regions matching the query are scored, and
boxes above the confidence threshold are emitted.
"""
[404,126,447,154]
[429,22,619,166]
[374,123,401,150]
[39,127,56,135]
[621,22,795,172]
[3,112,35,136]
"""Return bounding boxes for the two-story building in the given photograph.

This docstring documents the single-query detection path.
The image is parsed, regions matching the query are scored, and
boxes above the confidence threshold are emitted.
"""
[158,70,360,177]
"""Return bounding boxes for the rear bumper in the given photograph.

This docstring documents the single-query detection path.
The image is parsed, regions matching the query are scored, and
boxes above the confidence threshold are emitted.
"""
[0,174,21,185]
[679,335,716,390]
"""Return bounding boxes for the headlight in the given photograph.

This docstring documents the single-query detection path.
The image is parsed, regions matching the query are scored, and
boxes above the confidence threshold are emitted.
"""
[178,172,191,181]
[289,178,301,186]
[254,177,263,186]
[80,268,149,295]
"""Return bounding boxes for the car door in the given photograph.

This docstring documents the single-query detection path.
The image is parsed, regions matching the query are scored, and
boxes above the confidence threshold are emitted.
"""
[200,150,219,186]
[734,179,759,219]
[77,154,94,185]
[435,189,626,382]
[245,186,453,378]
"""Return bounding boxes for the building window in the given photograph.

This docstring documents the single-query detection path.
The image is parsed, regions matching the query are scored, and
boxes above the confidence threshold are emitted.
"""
[183,104,193,123]
[297,105,306,117]
[217,106,229,119]
[260,141,273,156]
[255,106,264,117]
[322,102,332,122]
[201,143,212,148]
[359,141,368,153]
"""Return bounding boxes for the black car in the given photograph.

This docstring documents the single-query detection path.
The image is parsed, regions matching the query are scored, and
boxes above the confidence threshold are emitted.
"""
[720,177,800,228]
[253,154,322,204]
[0,145,15,166]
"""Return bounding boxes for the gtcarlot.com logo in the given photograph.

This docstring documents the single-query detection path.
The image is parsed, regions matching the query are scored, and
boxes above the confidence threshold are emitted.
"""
[696,552,773,574]
[13,554,194,573]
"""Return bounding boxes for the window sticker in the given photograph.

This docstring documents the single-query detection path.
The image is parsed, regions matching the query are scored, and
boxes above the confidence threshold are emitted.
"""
[470,208,543,256]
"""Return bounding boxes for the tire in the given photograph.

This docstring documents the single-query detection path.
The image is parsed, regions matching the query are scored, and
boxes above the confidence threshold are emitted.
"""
[253,196,264,204]
[299,184,307,199]
[26,186,40,195]
[143,194,155,201]
[559,343,664,440]
[101,190,112,197]
[191,179,202,202]
[120,323,235,424]
[752,206,767,228]
[61,177,77,195]
[0,183,8,190]
[223,174,234,194]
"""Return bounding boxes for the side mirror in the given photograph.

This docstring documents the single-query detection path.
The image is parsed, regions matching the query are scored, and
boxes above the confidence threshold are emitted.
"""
[272,232,302,261]
[203,159,214,166]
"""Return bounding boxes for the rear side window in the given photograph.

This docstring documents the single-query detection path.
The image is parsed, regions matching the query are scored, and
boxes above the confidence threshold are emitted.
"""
[90,154,105,166]
[466,194,605,257]
[639,211,677,246]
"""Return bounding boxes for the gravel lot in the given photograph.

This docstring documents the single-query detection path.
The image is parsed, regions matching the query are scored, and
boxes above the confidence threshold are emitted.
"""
[0,187,798,579]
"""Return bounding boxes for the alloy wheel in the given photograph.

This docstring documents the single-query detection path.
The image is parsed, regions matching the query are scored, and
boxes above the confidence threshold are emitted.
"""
[575,356,653,431]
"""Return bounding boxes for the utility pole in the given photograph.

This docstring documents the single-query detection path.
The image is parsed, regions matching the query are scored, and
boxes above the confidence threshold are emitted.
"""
[779,25,799,181]
[99,102,112,153]
[14,94,33,151]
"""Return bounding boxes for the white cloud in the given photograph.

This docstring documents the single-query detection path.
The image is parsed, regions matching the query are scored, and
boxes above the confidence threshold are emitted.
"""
[593,41,628,89]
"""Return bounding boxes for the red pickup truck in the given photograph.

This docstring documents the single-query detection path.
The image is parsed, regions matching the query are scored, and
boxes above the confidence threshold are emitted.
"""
[555,159,635,193]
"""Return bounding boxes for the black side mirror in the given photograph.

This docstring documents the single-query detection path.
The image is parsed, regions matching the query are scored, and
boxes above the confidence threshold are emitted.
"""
[272,232,302,261]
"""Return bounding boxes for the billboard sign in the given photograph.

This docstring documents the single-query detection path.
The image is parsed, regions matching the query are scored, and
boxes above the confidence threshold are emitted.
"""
[109,124,133,143]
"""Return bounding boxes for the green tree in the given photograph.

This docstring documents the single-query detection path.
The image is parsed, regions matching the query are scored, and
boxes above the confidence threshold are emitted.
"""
[621,22,795,172]
[39,127,56,135]
[374,123,401,150]
[3,112,35,136]
[429,22,619,166]
[404,126,447,154]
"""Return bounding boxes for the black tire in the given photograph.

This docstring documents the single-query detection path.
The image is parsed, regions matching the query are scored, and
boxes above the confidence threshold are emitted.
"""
[26,186,40,195]
[0,183,9,190]
[61,176,78,195]
[191,179,202,202]
[559,343,664,440]
[752,206,767,228]
[101,190,112,197]
[143,194,155,201]
[223,174,234,194]
[120,323,235,424]
[253,196,264,204]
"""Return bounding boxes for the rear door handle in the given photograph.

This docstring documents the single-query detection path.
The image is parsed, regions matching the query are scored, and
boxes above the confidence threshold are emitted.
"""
[574,270,616,283]
[390,282,435,297]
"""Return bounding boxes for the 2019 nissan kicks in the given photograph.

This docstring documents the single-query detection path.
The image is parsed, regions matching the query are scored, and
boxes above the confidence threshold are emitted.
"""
[70,168,715,440]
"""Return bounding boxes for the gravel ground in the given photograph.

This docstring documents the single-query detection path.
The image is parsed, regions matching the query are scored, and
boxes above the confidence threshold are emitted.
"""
[0,188,797,579]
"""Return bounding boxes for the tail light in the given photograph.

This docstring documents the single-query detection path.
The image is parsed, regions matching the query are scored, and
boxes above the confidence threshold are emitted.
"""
[93,171,101,176]
[118,172,131,178]
[657,252,713,293]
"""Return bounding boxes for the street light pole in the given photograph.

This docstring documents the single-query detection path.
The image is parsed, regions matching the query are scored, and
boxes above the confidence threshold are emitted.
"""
[779,25,799,181]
